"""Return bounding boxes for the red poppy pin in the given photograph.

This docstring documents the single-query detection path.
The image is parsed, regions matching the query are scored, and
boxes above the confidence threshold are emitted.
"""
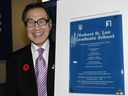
[23,64,30,71]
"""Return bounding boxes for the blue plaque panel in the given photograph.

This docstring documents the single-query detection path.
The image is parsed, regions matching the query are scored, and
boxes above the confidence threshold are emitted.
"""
[69,15,125,95]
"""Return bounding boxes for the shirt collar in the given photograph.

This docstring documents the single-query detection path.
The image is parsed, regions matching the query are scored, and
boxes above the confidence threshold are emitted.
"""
[31,39,50,52]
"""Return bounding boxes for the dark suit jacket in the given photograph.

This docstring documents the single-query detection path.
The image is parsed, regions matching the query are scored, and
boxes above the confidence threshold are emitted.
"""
[6,40,55,96]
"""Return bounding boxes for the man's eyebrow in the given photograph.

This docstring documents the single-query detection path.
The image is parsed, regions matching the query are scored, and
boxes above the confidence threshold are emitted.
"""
[25,18,34,22]
[25,17,47,21]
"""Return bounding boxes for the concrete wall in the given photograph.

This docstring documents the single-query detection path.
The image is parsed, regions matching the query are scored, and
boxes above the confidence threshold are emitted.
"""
[55,0,128,96]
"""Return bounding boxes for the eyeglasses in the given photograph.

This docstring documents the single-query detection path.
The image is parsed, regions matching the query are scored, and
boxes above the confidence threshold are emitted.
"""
[25,18,50,27]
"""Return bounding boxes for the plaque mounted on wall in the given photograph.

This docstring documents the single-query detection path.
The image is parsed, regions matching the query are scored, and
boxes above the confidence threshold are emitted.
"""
[69,13,125,95]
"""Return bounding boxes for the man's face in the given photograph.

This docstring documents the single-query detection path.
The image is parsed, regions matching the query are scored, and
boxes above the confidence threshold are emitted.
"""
[25,8,52,47]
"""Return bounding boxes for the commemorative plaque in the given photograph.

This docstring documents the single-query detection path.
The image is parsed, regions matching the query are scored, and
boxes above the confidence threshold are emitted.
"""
[69,14,125,95]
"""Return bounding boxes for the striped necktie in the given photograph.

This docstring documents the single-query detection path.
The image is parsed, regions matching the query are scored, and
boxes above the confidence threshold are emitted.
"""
[35,48,47,96]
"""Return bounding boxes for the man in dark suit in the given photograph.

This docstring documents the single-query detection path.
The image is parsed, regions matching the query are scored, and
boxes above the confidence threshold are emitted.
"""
[6,2,55,96]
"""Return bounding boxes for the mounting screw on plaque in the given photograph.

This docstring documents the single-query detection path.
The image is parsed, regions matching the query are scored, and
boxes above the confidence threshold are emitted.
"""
[116,89,123,95]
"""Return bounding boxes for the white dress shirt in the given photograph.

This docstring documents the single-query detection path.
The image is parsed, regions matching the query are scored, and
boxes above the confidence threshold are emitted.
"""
[31,39,50,68]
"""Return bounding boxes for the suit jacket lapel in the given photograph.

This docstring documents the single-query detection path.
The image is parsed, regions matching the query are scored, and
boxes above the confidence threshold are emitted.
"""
[47,41,55,96]
[22,44,38,95]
